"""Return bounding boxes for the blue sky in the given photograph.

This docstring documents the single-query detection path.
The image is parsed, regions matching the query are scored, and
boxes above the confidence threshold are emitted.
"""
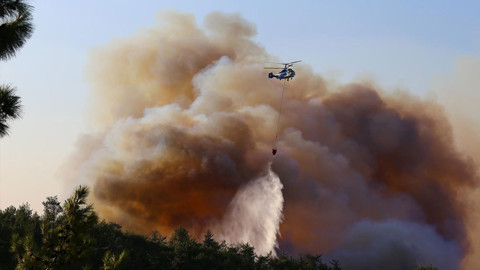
[1,0,479,211]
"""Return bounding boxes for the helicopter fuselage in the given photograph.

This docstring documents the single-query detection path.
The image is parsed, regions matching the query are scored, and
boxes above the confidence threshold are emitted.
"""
[268,68,296,81]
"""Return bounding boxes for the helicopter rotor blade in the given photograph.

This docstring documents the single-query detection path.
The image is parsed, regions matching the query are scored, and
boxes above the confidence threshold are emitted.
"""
[266,60,302,65]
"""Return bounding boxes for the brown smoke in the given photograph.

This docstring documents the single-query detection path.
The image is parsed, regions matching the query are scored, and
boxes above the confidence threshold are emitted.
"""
[68,11,479,269]
[434,57,480,269]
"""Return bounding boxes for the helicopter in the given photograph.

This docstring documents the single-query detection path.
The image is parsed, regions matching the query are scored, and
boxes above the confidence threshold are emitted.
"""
[265,60,301,81]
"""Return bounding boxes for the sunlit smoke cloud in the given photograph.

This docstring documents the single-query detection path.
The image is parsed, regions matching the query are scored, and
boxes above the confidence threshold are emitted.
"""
[65,11,479,268]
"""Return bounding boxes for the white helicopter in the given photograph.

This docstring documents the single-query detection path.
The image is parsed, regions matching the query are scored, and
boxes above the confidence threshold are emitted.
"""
[265,60,301,81]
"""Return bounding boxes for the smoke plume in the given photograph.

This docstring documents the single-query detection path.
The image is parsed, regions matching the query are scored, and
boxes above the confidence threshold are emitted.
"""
[67,11,479,269]
[434,57,480,269]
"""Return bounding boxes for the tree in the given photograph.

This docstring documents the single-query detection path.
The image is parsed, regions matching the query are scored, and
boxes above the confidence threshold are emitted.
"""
[102,250,126,270]
[0,85,21,137]
[330,259,342,270]
[169,227,200,270]
[0,0,34,137]
[0,204,41,269]
[12,186,98,270]
[202,230,219,250]
[3,187,348,269]
[0,0,34,60]
[237,243,255,268]
[41,196,62,230]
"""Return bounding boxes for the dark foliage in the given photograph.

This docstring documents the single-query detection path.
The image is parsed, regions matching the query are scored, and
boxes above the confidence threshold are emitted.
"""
[0,85,22,137]
[0,0,34,137]
[0,0,34,60]
[0,187,437,269]
[0,204,41,269]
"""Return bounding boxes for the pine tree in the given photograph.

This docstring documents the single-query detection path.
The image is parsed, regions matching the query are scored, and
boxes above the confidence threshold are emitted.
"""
[0,85,21,137]
[0,0,34,60]
[12,186,98,270]
[102,250,126,270]
[0,0,34,137]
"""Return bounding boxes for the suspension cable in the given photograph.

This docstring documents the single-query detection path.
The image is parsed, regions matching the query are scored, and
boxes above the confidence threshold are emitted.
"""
[272,80,286,155]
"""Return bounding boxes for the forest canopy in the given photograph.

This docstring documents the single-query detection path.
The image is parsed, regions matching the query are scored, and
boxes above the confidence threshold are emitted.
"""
[0,186,440,270]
